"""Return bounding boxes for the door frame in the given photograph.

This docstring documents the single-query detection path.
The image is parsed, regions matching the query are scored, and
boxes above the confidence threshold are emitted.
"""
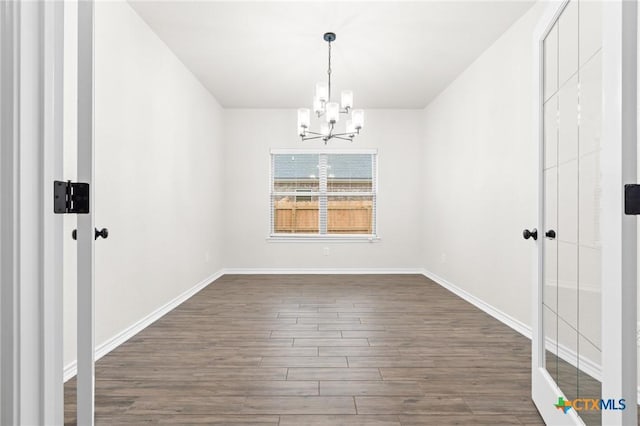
[0,1,65,424]
[76,0,96,424]
[600,1,637,424]
[531,1,638,425]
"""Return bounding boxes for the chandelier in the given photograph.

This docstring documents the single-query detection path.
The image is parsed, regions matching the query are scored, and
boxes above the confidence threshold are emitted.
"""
[297,32,364,144]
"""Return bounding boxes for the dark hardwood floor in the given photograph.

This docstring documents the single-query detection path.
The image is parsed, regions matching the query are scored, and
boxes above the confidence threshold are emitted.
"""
[64,274,545,425]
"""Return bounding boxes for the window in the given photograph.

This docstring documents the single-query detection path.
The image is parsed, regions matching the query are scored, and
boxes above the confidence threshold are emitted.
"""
[270,150,377,238]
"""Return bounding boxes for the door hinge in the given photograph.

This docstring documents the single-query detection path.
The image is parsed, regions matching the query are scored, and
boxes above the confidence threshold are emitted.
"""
[625,184,640,215]
[53,180,90,214]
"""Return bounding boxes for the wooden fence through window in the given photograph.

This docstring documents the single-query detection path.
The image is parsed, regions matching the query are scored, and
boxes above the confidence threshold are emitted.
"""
[274,199,373,234]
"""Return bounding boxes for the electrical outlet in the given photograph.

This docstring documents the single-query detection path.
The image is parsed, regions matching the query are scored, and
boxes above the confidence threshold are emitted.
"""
[440,253,446,264]
[205,251,211,263]
[323,247,330,256]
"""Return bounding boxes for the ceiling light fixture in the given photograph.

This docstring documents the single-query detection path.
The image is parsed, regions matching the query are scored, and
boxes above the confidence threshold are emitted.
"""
[297,32,364,144]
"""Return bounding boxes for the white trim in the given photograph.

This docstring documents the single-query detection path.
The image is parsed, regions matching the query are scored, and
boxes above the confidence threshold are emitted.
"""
[42,1,64,422]
[270,148,378,155]
[0,1,21,422]
[601,1,638,424]
[76,0,95,423]
[64,269,225,382]
[223,268,424,275]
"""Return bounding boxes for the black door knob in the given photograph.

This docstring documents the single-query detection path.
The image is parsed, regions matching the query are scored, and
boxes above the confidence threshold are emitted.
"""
[523,228,538,240]
[71,228,109,240]
[545,229,556,239]
[95,228,109,240]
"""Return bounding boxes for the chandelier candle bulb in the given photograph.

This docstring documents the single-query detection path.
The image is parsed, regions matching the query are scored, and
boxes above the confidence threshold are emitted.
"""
[297,108,310,129]
[346,120,355,136]
[326,102,340,123]
[313,97,324,114]
[341,90,353,110]
[315,82,329,103]
[320,122,330,137]
[352,109,364,130]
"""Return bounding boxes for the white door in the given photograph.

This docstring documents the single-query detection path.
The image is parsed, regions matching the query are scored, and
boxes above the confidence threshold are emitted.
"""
[531,1,637,425]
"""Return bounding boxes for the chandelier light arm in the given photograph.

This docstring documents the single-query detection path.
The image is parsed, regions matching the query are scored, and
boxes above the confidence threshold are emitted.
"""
[329,131,357,138]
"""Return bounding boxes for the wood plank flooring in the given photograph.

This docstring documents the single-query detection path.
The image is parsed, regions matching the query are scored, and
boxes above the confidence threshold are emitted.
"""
[64,274,544,425]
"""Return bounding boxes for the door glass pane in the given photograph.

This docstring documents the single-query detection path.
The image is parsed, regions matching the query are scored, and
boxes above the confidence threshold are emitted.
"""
[544,96,558,168]
[557,317,579,401]
[558,0,579,86]
[578,337,602,426]
[543,170,557,311]
[544,305,558,382]
[576,25,603,425]
[544,24,559,101]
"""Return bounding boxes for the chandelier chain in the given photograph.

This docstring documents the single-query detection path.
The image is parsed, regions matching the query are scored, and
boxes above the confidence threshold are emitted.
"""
[327,41,332,100]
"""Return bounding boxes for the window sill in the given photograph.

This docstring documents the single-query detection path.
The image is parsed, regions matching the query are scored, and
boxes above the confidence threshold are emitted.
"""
[267,234,380,243]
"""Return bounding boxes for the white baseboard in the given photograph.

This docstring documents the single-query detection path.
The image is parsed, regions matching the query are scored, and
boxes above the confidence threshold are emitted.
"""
[421,269,532,338]
[63,269,224,382]
[222,267,425,275]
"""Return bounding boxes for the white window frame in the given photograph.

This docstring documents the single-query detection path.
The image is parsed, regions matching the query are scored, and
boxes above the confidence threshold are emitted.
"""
[269,148,379,241]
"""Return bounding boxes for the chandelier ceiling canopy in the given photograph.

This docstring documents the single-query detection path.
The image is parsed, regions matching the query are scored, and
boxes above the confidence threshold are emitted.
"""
[297,32,364,144]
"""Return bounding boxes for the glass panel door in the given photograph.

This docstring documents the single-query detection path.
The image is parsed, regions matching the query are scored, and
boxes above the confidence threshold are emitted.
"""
[538,1,606,424]
[534,1,636,424]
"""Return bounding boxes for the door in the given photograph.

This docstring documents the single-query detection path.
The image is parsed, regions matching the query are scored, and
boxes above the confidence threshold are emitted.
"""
[0,0,97,423]
[531,1,637,425]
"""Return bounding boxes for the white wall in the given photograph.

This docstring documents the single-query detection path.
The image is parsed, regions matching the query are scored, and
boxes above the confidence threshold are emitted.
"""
[63,1,225,368]
[421,3,546,327]
[222,109,424,270]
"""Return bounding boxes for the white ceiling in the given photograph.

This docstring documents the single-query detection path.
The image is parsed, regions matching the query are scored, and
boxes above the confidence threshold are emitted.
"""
[128,1,535,109]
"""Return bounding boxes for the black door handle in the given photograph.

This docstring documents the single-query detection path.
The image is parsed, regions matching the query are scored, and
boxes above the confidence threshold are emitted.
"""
[523,228,538,240]
[72,228,109,240]
[545,229,556,239]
